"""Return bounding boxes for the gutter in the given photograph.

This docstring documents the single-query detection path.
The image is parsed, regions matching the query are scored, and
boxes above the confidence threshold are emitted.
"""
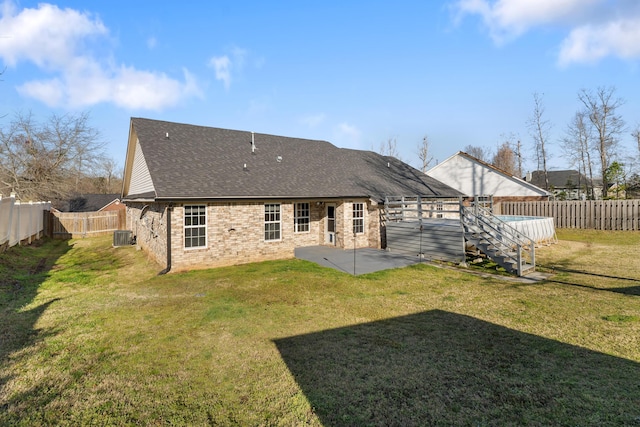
[152,195,369,202]
[159,203,172,275]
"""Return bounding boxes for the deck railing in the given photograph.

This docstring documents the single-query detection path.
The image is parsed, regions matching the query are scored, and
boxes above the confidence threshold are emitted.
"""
[460,204,535,276]
[383,196,462,222]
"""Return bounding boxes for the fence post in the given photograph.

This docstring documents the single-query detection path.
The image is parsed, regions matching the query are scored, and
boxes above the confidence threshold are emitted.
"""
[1,194,16,247]
[10,199,21,246]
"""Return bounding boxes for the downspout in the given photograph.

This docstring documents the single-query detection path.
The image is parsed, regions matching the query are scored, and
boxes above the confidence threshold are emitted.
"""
[159,203,172,275]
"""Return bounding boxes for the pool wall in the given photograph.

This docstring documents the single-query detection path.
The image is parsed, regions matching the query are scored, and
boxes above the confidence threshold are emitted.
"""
[496,215,557,245]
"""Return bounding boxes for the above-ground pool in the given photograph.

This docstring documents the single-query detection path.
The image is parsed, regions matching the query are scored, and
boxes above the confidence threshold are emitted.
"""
[495,215,557,245]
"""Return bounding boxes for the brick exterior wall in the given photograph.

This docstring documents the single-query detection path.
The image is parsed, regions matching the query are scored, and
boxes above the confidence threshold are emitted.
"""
[126,202,169,267]
[126,199,381,272]
[339,200,382,250]
[100,200,126,212]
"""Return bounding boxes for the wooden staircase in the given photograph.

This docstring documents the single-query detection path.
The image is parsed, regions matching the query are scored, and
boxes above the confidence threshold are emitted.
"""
[460,204,535,276]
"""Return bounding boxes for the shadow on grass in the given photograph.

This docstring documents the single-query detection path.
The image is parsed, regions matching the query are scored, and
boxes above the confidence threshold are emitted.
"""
[0,239,71,405]
[539,263,640,296]
[274,310,640,426]
[545,279,640,297]
[543,265,640,283]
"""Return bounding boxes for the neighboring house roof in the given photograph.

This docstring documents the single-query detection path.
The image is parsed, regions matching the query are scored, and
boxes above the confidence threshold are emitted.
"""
[122,118,462,202]
[526,170,597,190]
[426,151,550,198]
[65,193,121,212]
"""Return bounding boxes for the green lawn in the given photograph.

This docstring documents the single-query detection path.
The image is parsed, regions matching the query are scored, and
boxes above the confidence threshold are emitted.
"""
[1,230,639,426]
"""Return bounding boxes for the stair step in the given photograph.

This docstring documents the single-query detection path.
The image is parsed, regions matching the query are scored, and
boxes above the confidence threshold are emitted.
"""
[463,216,536,277]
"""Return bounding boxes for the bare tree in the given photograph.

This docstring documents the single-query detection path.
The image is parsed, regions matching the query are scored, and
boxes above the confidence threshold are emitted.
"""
[491,142,517,175]
[563,111,595,199]
[416,135,434,173]
[633,125,640,158]
[515,139,523,179]
[578,86,626,196]
[96,156,122,193]
[463,145,488,162]
[0,111,105,202]
[377,137,401,159]
[527,92,551,190]
[499,132,523,177]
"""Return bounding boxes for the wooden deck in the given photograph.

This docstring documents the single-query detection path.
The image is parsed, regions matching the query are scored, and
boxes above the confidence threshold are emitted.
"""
[385,219,465,264]
[383,196,541,276]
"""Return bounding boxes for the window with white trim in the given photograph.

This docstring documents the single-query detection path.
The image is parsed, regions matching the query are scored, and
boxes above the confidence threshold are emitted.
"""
[264,203,281,241]
[352,203,364,234]
[294,202,310,233]
[184,205,207,248]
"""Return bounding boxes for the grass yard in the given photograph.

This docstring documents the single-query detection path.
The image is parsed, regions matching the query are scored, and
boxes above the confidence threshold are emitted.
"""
[1,229,639,426]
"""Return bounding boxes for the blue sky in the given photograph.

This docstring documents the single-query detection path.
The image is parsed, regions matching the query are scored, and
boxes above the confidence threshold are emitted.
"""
[1,0,639,175]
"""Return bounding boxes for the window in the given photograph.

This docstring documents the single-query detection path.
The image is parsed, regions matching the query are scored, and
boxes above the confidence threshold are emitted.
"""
[294,202,310,233]
[352,203,364,234]
[184,205,206,248]
[264,204,281,241]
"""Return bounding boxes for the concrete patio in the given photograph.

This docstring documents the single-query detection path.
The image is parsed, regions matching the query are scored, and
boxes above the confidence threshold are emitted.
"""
[294,246,423,275]
[294,245,551,282]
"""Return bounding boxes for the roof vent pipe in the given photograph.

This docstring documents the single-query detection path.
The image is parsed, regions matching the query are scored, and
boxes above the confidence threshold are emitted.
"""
[165,132,169,139]
[251,132,255,154]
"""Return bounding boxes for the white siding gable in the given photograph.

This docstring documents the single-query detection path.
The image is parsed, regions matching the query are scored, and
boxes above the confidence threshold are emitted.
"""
[128,139,155,196]
[427,153,548,197]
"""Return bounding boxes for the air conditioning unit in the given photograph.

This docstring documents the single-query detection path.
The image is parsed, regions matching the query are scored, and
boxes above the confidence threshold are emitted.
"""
[113,230,133,247]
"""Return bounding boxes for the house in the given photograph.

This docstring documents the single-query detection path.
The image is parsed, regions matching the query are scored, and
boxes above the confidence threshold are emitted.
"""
[121,118,462,272]
[426,152,550,207]
[63,193,125,212]
[524,170,602,200]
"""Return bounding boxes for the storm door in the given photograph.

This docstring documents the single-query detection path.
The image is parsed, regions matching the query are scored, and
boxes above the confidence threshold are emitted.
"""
[325,204,336,245]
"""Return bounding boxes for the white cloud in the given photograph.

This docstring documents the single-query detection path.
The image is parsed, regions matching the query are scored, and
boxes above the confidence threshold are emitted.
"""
[335,122,362,149]
[207,47,249,90]
[209,55,231,89]
[454,0,640,65]
[18,66,201,110]
[455,0,599,43]
[230,46,247,68]
[0,1,202,110]
[0,1,107,68]
[18,78,65,106]
[558,17,640,66]
[300,113,326,128]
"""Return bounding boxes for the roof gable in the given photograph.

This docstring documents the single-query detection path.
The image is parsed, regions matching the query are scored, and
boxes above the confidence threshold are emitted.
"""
[122,118,462,201]
[127,137,156,197]
[427,152,549,197]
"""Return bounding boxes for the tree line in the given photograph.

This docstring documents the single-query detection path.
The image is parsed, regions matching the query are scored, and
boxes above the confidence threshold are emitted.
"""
[471,87,639,199]
[376,86,639,199]
[0,111,122,207]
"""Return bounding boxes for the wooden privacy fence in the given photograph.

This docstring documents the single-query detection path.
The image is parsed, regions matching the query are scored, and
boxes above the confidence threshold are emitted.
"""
[499,200,640,231]
[49,209,126,238]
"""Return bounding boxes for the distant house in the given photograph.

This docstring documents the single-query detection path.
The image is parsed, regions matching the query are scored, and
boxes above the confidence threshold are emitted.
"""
[524,170,602,200]
[121,118,462,272]
[426,152,550,205]
[64,193,124,212]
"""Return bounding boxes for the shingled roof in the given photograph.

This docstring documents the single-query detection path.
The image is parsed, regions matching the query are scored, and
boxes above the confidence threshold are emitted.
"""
[65,193,121,212]
[123,118,462,202]
[527,170,597,189]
